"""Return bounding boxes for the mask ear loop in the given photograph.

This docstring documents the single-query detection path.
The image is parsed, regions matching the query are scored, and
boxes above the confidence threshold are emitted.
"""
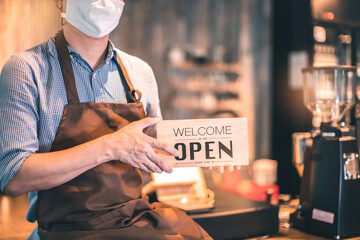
[58,1,67,26]
[61,12,66,26]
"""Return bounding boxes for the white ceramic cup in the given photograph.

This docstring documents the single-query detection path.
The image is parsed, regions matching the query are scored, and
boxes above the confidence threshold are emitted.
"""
[252,159,278,186]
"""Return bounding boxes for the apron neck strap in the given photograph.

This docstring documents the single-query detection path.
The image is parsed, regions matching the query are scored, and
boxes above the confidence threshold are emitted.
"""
[116,54,142,103]
[54,29,142,104]
[54,29,80,104]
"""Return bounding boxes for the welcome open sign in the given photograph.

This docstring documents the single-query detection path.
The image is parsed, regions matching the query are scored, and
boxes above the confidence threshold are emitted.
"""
[156,118,249,167]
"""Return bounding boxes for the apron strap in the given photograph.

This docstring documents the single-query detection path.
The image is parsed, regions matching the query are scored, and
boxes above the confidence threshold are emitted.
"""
[116,54,142,103]
[55,29,142,104]
[54,30,80,104]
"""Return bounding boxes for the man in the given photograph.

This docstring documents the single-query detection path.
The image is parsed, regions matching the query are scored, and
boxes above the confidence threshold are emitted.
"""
[0,0,212,239]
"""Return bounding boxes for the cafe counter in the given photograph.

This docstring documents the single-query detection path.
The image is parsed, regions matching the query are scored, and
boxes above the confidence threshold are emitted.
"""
[2,193,360,240]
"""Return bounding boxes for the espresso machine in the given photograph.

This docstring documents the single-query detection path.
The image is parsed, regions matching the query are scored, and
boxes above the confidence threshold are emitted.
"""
[290,66,360,239]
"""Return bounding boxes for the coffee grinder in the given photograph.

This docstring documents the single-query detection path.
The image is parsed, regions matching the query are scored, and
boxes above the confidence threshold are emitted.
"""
[290,66,360,239]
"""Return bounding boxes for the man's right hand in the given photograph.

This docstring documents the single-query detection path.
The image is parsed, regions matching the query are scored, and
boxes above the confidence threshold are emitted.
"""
[5,117,176,197]
[104,117,178,174]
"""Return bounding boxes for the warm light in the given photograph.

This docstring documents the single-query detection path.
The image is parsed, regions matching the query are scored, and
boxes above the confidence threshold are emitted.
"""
[314,26,326,43]
[322,11,334,21]
[338,34,352,44]
[180,196,188,204]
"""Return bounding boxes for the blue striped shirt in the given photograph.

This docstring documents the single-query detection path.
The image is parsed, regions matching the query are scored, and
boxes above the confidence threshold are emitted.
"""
[0,33,162,239]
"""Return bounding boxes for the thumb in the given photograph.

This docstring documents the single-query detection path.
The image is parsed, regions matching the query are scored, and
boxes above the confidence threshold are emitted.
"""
[131,117,160,130]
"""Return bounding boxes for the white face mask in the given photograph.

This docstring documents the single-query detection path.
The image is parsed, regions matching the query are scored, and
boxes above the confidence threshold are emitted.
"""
[61,0,125,38]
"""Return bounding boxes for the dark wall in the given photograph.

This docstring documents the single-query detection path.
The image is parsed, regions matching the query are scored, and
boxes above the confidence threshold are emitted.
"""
[272,0,313,195]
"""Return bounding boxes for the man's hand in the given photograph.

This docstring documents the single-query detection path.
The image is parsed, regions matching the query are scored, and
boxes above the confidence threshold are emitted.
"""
[206,165,242,174]
[106,118,178,174]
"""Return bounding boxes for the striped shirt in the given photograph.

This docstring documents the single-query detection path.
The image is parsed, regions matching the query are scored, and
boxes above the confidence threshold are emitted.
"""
[0,33,162,240]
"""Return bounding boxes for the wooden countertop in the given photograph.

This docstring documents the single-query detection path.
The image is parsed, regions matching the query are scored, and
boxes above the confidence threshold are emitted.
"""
[1,193,360,240]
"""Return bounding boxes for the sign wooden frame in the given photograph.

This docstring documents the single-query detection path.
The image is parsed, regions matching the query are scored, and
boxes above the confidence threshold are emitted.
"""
[156,118,249,167]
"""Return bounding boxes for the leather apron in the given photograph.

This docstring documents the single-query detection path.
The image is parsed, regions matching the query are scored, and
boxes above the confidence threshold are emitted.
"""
[35,30,212,240]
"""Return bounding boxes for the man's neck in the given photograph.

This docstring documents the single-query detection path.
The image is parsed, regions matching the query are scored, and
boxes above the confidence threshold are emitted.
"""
[62,24,109,70]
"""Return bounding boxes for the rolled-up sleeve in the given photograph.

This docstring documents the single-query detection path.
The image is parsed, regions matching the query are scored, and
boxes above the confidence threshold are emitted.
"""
[0,55,39,192]
[145,64,162,120]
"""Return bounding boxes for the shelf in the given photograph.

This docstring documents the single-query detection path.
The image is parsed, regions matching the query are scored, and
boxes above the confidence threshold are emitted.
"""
[170,97,242,113]
[164,61,243,120]
[168,61,242,75]
[169,76,241,95]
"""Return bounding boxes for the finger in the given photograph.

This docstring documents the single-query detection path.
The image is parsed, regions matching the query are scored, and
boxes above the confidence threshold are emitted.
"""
[161,163,173,174]
[131,117,160,130]
[202,167,212,170]
[225,165,234,172]
[138,163,152,173]
[149,138,179,157]
[235,165,241,170]
[216,166,224,174]
[157,158,173,174]
[143,160,163,174]
[147,150,173,173]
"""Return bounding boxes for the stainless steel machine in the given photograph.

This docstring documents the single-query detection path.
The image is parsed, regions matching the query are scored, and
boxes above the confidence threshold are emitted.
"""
[290,66,360,239]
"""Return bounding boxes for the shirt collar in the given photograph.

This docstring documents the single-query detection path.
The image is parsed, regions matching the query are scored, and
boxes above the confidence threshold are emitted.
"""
[47,34,117,64]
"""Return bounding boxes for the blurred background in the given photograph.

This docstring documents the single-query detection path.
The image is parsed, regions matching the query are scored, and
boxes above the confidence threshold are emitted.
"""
[1,0,360,197]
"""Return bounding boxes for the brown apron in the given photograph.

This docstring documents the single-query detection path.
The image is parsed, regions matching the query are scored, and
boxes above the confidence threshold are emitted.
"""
[35,30,212,240]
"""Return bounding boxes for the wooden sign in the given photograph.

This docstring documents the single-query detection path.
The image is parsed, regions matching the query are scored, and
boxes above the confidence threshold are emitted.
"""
[156,118,249,167]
